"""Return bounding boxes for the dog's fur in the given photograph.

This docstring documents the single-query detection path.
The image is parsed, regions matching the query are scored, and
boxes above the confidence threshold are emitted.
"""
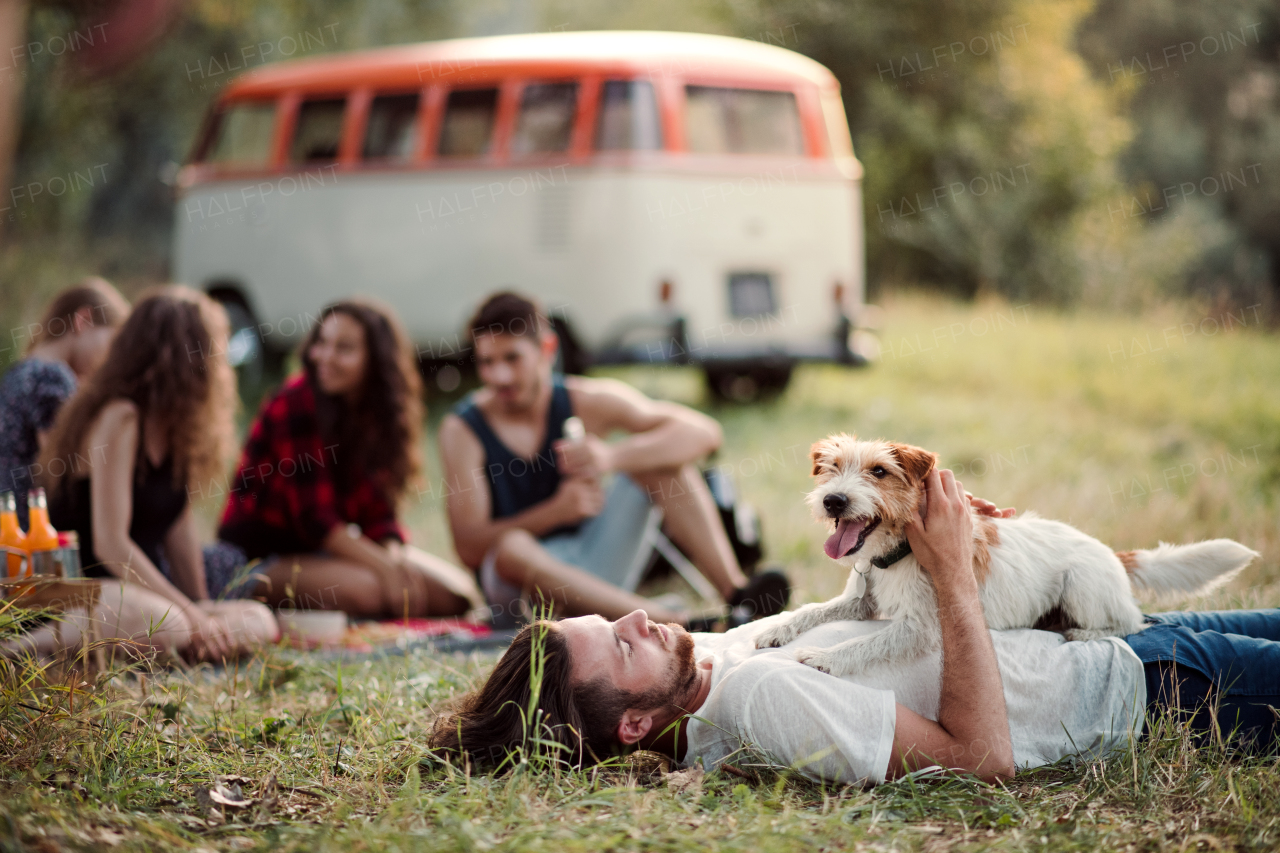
[754,433,1259,676]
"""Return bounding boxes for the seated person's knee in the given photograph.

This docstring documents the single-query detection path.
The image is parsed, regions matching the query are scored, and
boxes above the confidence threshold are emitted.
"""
[493,528,539,584]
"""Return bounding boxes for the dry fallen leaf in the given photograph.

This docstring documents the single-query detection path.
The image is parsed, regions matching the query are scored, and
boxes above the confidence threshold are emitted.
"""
[91,828,124,847]
[195,780,253,826]
[256,773,279,822]
[193,788,224,827]
[207,781,253,809]
[665,766,705,796]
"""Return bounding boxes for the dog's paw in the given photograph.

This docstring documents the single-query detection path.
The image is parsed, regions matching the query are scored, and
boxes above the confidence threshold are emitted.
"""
[793,647,851,675]
[753,620,799,649]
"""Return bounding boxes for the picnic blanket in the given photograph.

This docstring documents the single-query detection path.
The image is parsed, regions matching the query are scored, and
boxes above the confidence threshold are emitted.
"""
[283,617,517,660]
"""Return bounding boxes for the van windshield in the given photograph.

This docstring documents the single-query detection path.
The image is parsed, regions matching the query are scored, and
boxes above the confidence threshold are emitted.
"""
[204,101,276,166]
[596,80,661,150]
[512,82,578,155]
[684,86,804,155]
[439,88,498,157]
[290,98,346,163]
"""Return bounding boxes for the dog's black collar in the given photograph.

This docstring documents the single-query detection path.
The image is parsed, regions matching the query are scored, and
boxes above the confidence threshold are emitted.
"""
[871,539,913,569]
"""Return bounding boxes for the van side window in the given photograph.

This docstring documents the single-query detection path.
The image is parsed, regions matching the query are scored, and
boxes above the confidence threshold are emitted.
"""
[438,88,498,157]
[364,93,419,160]
[684,87,803,155]
[290,98,346,163]
[512,82,578,155]
[204,101,276,166]
[595,80,661,150]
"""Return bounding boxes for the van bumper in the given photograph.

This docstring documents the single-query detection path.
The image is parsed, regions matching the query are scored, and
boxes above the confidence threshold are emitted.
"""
[590,314,870,369]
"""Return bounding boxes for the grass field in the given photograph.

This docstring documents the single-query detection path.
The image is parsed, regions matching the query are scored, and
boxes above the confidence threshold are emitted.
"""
[2,292,1277,852]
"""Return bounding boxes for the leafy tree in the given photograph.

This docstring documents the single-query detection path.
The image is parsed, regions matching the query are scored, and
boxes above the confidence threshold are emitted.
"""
[1077,0,1280,304]
[707,0,1137,304]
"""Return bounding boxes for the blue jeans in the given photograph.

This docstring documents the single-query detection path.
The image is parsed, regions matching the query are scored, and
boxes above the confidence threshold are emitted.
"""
[1124,610,1280,753]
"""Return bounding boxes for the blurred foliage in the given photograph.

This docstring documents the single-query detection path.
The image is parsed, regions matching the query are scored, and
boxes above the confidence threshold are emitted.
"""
[1076,0,1280,309]
[3,0,1278,314]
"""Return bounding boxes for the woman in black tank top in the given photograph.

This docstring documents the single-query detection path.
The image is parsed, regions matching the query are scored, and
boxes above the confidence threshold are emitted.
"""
[24,288,277,663]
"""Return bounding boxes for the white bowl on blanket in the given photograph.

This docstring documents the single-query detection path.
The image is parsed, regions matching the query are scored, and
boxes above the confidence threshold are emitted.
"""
[278,611,347,647]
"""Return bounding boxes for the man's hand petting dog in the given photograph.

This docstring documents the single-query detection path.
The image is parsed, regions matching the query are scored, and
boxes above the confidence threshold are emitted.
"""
[908,469,977,593]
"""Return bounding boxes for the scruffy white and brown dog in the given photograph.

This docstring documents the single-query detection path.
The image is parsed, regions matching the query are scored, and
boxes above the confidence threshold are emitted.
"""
[754,434,1258,676]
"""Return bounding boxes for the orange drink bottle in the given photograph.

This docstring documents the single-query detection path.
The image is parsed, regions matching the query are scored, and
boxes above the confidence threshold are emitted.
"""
[25,487,60,576]
[1,491,26,579]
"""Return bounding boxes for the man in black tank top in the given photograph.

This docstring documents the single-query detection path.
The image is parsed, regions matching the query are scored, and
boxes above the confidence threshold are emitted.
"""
[439,293,789,630]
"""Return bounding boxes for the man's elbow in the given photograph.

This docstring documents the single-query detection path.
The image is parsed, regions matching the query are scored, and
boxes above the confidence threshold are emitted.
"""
[973,748,1016,783]
[975,761,1016,784]
[694,415,723,456]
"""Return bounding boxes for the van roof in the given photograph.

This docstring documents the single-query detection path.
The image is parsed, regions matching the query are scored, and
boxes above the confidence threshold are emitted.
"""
[222,30,838,99]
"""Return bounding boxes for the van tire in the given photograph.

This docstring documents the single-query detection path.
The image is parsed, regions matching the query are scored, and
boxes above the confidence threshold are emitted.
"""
[550,315,589,375]
[206,287,283,399]
[705,363,793,404]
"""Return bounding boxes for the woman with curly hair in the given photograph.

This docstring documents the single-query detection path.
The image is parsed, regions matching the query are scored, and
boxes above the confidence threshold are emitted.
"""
[218,299,480,619]
[35,287,277,661]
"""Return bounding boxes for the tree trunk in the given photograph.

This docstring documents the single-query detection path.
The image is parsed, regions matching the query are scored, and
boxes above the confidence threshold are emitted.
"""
[0,0,29,238]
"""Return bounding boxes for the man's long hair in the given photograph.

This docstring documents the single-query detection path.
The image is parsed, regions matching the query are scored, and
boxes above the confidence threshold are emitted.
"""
[430,618,699,770]
[300,299,423,499]
[40,286,236,494]
[430,620,633,768]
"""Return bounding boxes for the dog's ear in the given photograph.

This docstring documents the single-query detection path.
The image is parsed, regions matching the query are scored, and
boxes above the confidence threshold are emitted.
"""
[809,439,833,478]
[889,442,937,483]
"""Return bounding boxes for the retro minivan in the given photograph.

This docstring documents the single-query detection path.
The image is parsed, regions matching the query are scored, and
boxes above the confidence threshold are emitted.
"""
[174,30,868,397]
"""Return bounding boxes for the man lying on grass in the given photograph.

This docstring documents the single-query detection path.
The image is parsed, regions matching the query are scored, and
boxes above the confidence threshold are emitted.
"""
[431,469,1279,784]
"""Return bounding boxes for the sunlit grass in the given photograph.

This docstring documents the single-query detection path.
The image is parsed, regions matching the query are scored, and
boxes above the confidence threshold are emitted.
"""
[3,291,1277,851]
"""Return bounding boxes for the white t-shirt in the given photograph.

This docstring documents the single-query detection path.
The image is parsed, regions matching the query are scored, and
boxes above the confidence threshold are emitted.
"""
[684,617,1147,786]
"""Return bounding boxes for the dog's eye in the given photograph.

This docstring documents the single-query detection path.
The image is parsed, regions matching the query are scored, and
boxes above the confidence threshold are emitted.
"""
[869,466,887,479]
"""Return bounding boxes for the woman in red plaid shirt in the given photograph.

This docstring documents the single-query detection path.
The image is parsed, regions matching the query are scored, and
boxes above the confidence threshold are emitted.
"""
[219,300,481,619]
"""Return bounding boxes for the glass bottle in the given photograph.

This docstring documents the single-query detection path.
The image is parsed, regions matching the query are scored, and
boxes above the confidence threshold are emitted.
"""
[25,487,59,576]
[0,492,27,579]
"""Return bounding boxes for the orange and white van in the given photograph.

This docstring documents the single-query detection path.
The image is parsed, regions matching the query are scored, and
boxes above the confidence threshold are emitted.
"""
[174,30,868,397]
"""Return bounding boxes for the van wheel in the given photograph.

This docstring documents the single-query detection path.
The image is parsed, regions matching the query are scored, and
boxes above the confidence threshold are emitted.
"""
[207,290,280,401]
[550,315,589,375]
[705,364,793,404]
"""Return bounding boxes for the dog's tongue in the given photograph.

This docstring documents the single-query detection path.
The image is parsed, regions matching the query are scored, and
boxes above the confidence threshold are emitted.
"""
[824,518,868,559]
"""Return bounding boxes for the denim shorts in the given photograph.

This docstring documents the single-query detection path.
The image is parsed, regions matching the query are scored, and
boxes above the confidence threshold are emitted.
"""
[480,475,656,628]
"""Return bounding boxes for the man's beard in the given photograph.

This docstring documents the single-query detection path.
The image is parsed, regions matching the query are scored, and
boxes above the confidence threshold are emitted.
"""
[627,623,699,715]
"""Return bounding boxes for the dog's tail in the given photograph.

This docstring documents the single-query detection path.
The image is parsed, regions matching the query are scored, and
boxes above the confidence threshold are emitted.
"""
[1119,540,1258,596]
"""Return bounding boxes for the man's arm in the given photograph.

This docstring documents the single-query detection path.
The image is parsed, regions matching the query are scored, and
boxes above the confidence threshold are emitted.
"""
[560,377,721,477]
[887,468,1015,782]
[438,414,600,567]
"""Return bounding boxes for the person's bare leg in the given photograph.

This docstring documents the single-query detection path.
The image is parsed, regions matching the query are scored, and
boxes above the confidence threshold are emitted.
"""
[631,464,749,600]
[47,581,193,653]
[255,555,386,618]
[0,623,58,658]
[400,546,481,617]
[492,529,685,623]
[197,600,279,649]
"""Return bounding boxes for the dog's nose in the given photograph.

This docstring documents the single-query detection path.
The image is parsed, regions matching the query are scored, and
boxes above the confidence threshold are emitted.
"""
[822,493,849,516]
